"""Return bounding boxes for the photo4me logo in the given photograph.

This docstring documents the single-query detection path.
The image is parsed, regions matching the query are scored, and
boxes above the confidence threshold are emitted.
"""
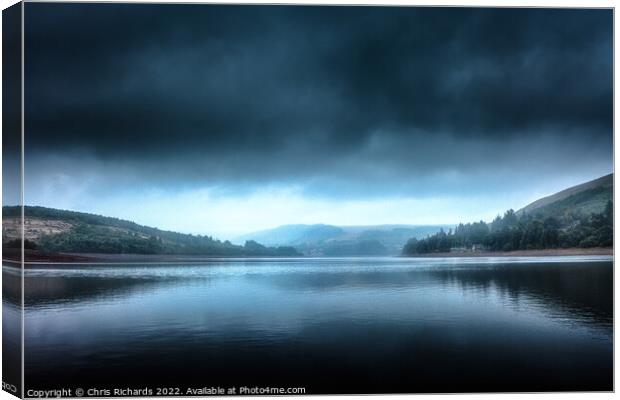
[239,386,306,395]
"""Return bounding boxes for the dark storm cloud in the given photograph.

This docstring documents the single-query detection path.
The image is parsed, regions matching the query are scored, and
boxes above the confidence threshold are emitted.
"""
[23,4,613,195]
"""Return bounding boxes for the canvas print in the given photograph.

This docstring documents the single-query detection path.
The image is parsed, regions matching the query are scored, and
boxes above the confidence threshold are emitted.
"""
[2,3,614,397]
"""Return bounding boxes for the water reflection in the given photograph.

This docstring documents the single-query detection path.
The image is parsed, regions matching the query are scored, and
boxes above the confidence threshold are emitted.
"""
[7,256,613,393]
[428,261,612,330]
[3,264,22,396]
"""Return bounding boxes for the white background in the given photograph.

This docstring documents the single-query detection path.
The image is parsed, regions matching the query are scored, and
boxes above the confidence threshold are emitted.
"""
[0,1,616,399]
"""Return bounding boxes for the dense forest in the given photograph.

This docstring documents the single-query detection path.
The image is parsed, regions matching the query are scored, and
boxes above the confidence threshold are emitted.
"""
[403,201,613,255]
[2,206,299,256]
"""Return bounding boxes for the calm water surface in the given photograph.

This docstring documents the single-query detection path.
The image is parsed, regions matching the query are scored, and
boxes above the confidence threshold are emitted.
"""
[4,256,613,393]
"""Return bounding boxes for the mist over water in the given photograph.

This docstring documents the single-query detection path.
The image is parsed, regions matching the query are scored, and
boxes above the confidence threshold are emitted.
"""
[10,256,612,393]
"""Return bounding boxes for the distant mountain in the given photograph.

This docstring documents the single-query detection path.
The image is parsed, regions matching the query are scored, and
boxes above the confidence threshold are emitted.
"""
[235,224,345,247]
[235,224,451,256]
[2,206,299,257]
[517,173,613,218]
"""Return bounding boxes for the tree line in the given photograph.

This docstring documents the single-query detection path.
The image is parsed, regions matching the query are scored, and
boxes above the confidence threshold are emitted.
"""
[403,201,613,255]
[2,206,300,256]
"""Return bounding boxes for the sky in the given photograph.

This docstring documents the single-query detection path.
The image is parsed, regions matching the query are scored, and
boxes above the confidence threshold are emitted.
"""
[15,4,613,239]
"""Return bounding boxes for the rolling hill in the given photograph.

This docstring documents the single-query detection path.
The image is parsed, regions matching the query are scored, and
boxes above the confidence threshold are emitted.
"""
[517,173,612,218]
[235,224,346,247]
[235,224,452,256]
[2,206,299,257]
[5,174,611,259]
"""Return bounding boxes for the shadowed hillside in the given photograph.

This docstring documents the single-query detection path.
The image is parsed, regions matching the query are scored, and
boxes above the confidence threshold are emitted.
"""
[2,206,299,257]
[517,173,612,218]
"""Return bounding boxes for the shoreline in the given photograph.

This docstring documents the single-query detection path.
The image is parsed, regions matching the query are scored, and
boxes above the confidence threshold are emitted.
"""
[1,247,613,266]
[2,250,306,265]
[404,247,613,258]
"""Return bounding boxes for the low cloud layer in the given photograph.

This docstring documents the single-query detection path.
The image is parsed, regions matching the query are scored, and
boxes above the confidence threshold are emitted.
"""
[19,4,613,234]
